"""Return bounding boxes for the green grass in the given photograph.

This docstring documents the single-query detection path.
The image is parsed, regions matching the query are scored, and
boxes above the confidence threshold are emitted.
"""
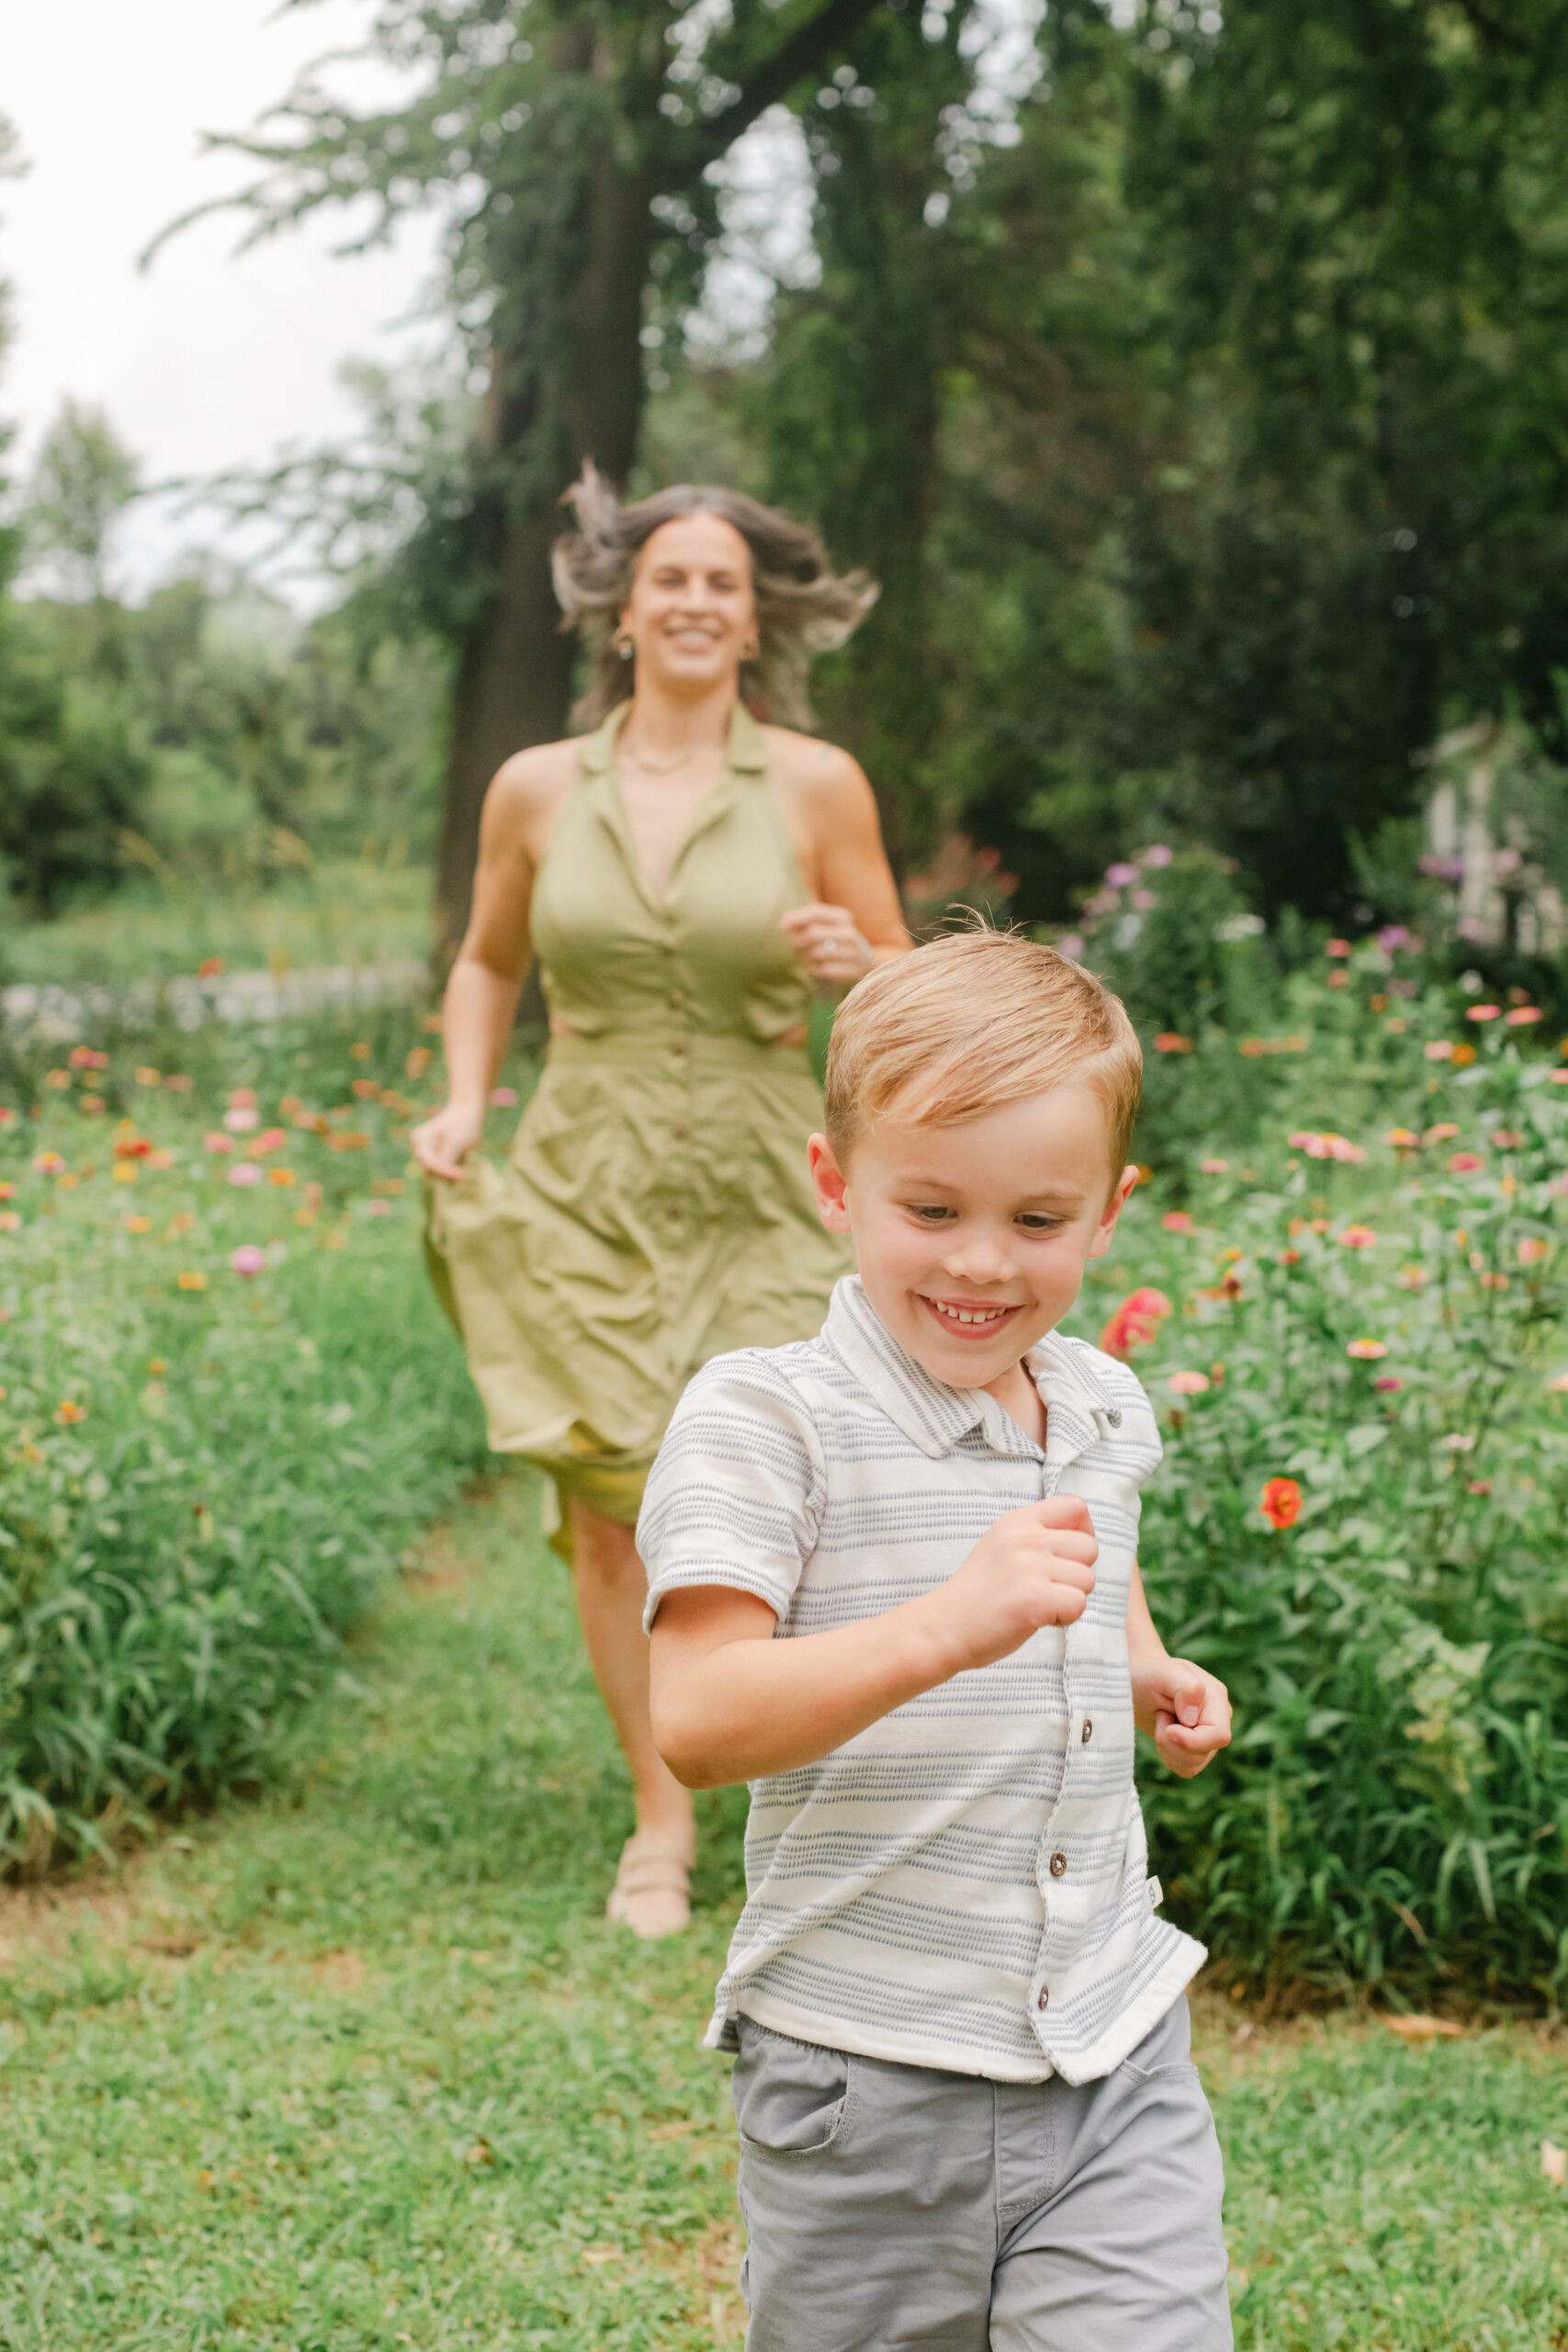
[6,864,434,990]
[1,1472,1563,2352]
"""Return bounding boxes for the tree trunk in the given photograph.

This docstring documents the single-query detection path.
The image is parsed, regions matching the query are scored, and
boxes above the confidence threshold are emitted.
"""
[433,152,654,969]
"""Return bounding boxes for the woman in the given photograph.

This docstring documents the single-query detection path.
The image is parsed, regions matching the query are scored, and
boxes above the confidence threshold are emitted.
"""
[413,469,908,1939]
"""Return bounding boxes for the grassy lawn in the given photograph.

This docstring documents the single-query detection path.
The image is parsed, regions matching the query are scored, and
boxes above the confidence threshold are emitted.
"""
[6,865,435,990]
[0,1470,1563,2352]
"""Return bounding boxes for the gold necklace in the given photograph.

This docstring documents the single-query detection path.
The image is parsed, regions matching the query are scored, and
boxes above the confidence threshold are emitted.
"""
[622,739,698,774]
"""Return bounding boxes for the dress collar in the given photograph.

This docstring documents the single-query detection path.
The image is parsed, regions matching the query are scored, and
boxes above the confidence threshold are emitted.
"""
[577,698,766,776]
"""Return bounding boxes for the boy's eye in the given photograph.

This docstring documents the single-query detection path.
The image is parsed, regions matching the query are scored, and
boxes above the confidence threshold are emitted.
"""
[908,1204,955,1222]
[1017,1214,1064,1233]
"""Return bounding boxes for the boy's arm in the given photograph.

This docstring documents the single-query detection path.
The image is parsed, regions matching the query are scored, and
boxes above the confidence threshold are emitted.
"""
[1126,1562,1232,1779]
[649,1498,1100,1789]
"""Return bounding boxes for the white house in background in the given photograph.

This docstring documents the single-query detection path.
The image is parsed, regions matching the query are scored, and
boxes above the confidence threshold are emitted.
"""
[1424,718,1566,954]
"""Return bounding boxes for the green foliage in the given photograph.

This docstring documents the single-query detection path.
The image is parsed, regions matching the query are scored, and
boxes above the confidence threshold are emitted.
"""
[0,1012,491,1866]
[23,399,139,604]
[0,601,151,916]
[1069,1007,1568,1999]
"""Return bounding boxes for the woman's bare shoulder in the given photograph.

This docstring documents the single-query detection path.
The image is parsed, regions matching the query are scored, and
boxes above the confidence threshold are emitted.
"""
[482,737,583,849]
[759,724,872,806]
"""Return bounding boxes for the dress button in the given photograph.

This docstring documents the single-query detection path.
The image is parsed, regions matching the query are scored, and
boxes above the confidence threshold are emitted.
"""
[1081,1718,1093,1744]
[1049,1851,1067,1879]
[1036,1986,1049,2012]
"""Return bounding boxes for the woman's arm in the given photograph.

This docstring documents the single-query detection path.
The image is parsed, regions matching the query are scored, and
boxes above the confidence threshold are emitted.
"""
[1126,1563,1232,1779]
[773,738,910,985]
[411,749,567,1180]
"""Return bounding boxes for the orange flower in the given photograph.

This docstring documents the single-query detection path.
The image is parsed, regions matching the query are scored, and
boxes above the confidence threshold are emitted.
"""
[1347,1339,1388,1360]
[176,1271,209,1292]
[54,1400,87,1425]
[1154,1034,1192,1054]
[1260,1476,1302,1530]
[1099,1286,1173,1360]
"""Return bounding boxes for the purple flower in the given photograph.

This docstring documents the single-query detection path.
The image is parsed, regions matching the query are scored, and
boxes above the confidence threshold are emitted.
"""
[1105,863,1138,888]
[230,1245,266,1277]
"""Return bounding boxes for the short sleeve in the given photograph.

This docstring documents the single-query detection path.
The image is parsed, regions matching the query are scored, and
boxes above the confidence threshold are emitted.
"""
[637,1352,826,1634]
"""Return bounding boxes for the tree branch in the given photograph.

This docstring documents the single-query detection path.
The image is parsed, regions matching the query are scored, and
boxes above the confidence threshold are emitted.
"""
[685,0,888,173]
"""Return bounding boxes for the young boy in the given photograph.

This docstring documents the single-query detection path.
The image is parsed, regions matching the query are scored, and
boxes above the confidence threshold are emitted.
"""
[639,932,1235,2351]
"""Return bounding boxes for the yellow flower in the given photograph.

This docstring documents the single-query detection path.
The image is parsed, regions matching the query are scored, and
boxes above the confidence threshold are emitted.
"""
[177,1271,209,1292]
[112,1162,139,1184]
[55,1400,87,1425]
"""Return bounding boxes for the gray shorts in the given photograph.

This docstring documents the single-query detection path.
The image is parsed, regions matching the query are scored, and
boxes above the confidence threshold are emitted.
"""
[731,1995,1231,2352]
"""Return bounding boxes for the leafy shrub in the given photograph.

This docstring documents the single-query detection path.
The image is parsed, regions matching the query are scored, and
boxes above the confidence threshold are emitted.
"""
[1073,1008,1568,2000]
[0,1016,492,1867]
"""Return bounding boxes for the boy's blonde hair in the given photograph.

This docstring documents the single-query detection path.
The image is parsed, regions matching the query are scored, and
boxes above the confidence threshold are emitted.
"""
[825,932,1142,1184]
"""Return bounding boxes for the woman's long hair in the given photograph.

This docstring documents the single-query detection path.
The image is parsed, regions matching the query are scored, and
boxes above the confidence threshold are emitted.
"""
[552,463,878,730]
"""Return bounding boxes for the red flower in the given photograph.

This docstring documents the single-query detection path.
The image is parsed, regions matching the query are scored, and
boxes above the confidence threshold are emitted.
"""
[1448,1152,1483,1174]
[1161,1211,1196,1234]
[1100,1286,1173,1360]
[1260,1476,1303,1530]
[1154,1034,1192,1054]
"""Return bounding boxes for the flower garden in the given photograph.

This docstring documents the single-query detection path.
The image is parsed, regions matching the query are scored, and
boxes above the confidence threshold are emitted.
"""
[2,929,1567,2016]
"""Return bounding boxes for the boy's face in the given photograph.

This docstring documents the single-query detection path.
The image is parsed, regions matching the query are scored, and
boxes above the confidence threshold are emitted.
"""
[809,1084,1137,1395]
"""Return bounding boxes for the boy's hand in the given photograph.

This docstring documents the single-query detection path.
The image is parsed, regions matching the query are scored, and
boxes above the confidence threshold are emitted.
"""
[1136,1657,1232,1778]
[933,1498,1099,1672]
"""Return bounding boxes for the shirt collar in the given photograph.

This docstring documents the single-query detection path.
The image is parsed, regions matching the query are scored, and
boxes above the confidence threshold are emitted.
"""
[825,1278,1108,1472]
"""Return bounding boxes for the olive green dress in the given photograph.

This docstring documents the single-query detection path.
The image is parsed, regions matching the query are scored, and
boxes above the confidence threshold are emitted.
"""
[425,700,852,1551]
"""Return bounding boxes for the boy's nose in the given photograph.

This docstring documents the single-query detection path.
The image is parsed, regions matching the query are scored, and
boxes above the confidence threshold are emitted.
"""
[941,1239,1018,1284]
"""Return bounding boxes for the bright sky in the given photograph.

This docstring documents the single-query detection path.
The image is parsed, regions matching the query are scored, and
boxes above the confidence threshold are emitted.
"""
[0,0,441,599]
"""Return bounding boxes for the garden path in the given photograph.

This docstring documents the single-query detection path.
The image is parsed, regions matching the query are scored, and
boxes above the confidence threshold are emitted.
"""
[0,1472,1562,2350]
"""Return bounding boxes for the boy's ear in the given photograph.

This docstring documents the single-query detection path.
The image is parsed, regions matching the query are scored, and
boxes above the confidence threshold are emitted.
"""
[1087,1164,1140,1261]
[808,1133,852,1233]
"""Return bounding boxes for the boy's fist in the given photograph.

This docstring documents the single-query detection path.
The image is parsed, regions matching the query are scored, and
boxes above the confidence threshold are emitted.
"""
[1135,1657,1232,1779]
[938,1498,1099,1671]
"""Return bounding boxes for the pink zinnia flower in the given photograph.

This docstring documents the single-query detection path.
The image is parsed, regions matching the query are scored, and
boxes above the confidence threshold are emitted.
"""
[1425,1040,1454,1060]
[1200,1159,1229,1174]
[205,1133,233,1155]
[224,1106,260,1134]
[1337,1226,1377,1249]
[230,1245,266,1277]
[1161,1211,1196,1234]
[1448,1152,1483,1174]
[1505,1006,1541,1025]
[490,1087,518,1107]
[1325,939,1352,957]
[229,1088,257,1109]
[1466,1004,1500,1023]
[1140,844,1174,867]
[228,1163,263,1187]
[1100,1287,1173,1360]
[1374,1375,1403,1392]
[1347,1339,1388,1360]
[1167,1370,1212,1395]
[1106,862,1138,887]
[1056,934,1086,961]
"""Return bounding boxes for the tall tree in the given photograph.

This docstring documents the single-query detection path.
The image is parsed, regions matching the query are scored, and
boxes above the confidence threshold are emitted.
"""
[25,401,140,605]
[177,0,892,959]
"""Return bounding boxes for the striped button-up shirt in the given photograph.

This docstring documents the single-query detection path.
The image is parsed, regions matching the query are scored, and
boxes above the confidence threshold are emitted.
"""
[639,1277,1204,2086]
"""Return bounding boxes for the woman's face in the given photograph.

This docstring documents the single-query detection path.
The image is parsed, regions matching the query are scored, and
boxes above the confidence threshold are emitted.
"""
[618,512,757,697]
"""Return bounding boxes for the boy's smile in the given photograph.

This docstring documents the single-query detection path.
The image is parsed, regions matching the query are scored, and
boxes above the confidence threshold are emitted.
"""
[809,1084,1137,1434]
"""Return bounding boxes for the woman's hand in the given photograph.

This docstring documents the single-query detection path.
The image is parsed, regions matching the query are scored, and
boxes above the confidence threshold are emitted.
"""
[779,901,876,986]
[410,1099,486,1182]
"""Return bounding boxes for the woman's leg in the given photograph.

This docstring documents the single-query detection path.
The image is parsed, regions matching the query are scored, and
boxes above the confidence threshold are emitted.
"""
[568,1498,696,1854]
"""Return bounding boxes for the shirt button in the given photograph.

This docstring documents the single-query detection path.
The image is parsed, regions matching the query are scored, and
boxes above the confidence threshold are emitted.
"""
[1049,1851,1067,1879]
[1081,1719,1093,1744]
[1036,1986,1050,2012]
[1106,1407,1122,1428]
